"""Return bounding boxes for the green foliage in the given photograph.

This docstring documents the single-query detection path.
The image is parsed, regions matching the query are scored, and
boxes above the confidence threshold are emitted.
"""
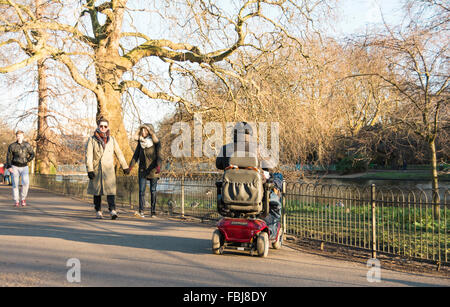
[336,154,369,175]
[35,161,57,175]
[439,162,450,172]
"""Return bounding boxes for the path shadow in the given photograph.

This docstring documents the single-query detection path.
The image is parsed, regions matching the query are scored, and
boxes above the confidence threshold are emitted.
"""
[0,218,210,255]
[0,185,211,255]
[0,185,213,234]
[380,278,447,287]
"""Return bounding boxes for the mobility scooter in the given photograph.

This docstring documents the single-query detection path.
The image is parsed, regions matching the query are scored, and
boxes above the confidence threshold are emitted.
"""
[212,156,283,257]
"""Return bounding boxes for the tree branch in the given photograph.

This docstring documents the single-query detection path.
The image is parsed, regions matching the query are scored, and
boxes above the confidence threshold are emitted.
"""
[119,80,218,115]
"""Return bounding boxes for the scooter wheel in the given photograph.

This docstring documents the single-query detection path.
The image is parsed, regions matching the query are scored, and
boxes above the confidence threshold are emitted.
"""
[212,229,224,255]
[256,232,269,257]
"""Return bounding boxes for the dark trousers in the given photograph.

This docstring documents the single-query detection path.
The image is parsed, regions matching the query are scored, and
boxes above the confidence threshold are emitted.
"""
[94,195,116,212]
[264,192,282,239]
[139,177,158,215]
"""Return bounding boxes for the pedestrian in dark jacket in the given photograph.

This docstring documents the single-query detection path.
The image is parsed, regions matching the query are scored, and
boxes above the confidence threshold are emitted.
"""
[127,123,162,218]
[6,130,35,207]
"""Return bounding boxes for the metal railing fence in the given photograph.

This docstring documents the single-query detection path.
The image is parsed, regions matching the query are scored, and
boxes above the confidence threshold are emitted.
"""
[29,174,448,265]
[284,183,448,265]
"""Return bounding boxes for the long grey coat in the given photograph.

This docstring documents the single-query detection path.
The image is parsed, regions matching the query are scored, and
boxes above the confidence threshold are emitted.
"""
[85,135,128,196]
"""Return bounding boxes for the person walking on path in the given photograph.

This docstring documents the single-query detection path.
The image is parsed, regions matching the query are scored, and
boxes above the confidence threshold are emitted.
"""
[0,163,4,183]
[85,117,129,220]
[6,130,35,207]
[3,168,11,185]
[126,123,162,218]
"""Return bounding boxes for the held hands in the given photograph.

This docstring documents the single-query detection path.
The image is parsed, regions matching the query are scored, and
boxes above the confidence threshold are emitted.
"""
[88,172,95,180]
[121,167,158,175]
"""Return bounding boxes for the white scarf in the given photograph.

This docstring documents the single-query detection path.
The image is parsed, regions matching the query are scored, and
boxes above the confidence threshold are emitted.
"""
[139,136,154,149]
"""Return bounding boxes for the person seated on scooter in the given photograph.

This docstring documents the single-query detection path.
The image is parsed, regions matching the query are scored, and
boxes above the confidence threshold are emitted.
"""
[264,173,283,240]
[216,121,275,174]
[215,122,282,222]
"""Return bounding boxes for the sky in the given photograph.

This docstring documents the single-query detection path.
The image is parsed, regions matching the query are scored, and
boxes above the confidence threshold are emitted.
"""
[337,0,404,35]
[0,0,406,135]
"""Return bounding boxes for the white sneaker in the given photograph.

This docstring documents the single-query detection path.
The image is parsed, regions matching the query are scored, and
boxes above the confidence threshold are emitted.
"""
[96,211,103,219]
[110,210,118,220]
[134,211,145,218]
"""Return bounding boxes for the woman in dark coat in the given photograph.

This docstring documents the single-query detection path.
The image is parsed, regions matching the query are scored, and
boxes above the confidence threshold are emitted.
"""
[127,124,162,218]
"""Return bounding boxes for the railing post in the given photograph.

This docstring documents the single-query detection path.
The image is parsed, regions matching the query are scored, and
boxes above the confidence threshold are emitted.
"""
[181,175,185,218]
[371,184,377,259]
[282,181,287,235]
[128,179,133,210]
[63,176,69,195]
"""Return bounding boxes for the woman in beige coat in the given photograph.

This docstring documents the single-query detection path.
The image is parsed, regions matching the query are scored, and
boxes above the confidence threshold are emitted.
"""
[85,117,129,219]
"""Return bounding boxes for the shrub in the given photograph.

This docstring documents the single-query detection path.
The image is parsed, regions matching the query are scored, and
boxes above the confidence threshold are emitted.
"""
[336,154,368,175]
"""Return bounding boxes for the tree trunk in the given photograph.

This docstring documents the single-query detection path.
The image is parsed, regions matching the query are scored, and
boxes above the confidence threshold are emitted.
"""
[35,55,53,174]
[429,140,440,220]
[35,0,53,174]
[95,83,133,164]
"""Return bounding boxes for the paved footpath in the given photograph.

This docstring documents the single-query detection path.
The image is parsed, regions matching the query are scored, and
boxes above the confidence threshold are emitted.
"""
[0,185,448,287]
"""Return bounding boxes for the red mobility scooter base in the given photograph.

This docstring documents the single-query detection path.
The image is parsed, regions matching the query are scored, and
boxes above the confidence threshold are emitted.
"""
[212,217,282,257]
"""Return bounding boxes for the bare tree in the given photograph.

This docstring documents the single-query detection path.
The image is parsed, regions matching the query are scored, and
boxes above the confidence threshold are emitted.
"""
[354,2,449,219]
[161,38,355,168]
[0,120,14,161]
[0,0,334,160]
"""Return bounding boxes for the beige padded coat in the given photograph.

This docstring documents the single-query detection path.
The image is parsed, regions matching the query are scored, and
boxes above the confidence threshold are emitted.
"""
[85,135,128,196]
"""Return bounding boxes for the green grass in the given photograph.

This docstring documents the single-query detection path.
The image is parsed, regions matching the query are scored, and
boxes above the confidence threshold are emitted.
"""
[283,200,449,261]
